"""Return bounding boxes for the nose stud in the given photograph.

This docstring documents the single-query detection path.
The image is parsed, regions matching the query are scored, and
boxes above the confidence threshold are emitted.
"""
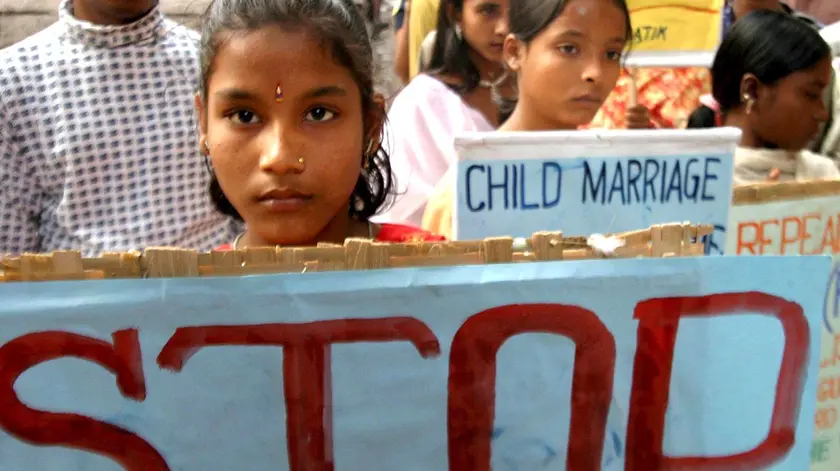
[275,84,284,104]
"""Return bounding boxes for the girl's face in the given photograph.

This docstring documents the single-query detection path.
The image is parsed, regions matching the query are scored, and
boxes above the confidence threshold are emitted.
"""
[197,26,369,245]
[458,0,510,65]
[506,0,627,129]
[749,56,832,150]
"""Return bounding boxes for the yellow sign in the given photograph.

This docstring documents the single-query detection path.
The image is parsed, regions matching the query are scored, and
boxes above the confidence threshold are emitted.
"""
[628,0,724,53]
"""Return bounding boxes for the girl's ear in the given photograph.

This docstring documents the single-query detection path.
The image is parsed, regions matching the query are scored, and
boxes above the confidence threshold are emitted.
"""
[503,34,524,72]
[739,73,760,105]
[195,93,209,151]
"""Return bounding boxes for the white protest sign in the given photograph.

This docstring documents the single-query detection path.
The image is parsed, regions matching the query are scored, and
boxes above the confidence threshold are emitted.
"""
[725,180,840,471]
[0,255,831,470]
[454,128,738,254]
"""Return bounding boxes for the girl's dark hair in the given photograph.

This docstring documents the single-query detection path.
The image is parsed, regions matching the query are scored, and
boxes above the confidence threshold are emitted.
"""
[686,105,717,128]
[499,0,633,121]
[509,0,631,44]
[427,0,481,94]
[199,0,394,222]
[712,9,831,114]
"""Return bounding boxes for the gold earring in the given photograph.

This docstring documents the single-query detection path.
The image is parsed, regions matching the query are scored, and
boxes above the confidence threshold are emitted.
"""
[200,138,210,155]
[742,93,755,115]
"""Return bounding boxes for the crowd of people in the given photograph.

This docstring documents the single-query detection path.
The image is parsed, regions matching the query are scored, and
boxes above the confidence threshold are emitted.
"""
[1,0,839,253]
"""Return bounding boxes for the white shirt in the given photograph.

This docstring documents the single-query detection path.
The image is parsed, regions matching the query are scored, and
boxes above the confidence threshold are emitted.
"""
[733,146,840,185]
[0,0,233,256]
[377,75,493,226]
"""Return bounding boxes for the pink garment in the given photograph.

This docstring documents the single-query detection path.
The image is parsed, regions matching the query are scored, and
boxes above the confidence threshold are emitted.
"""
[698,94,720,111]
[376,74,493,226]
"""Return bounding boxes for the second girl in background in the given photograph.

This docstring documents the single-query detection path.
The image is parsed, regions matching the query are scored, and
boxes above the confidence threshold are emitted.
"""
[378,0,514,227]
[422,0,634,237]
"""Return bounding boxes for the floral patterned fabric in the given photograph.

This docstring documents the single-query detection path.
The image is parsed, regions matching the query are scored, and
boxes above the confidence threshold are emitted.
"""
[589,67,712,130]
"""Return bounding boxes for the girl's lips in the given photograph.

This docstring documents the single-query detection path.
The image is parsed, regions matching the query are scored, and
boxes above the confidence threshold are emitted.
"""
[256,188,313,213]
[571,95,604,108]
[257,196,312,213]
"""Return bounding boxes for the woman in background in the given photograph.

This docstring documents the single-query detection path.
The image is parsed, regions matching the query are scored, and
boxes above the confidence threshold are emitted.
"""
[710,10,839,183]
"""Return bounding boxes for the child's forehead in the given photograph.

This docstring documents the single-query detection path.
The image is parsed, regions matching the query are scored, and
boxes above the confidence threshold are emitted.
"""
[216,27,334,69]
[209,27,360,95]
[535,0,628,40]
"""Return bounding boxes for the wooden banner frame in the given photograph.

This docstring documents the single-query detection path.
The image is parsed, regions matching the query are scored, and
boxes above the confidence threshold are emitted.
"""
[733,180,840,206]
[0,222,712,282]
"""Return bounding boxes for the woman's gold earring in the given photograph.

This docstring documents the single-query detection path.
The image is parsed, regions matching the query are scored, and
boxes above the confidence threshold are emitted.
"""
[742,93,755,115]
[201,139,210,155]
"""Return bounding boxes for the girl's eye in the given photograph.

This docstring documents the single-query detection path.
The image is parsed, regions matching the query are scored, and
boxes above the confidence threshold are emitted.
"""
[606,50,622,62]
[305,107,337,122]
[558,44,579,56]
[227,110,261,125]
[479,4,499,16]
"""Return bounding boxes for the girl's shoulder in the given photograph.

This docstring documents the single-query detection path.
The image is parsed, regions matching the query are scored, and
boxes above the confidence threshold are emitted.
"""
[799,150,840,179]
[376,223,446,242]
[393,74,461,105]
[388,74,492,132]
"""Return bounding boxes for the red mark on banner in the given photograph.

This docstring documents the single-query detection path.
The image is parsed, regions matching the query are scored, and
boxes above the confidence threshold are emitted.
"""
[447,304,616,471]
[0,330,169,471]
[736,213,840,255]
[821,334,840,368]
[157,317,440,471]
[626,292,809,470]
[815,405,837,431]
[818,375,840,402]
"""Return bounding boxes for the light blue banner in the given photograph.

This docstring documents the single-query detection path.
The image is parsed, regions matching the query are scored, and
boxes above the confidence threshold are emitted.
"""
[0,255,828,470]
[453,129,737,254]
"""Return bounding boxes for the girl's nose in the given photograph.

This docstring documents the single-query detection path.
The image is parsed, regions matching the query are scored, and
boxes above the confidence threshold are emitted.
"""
[258,130,305,174]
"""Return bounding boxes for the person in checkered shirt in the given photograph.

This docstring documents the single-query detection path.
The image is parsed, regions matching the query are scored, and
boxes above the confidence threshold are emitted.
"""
[0,0,235,256]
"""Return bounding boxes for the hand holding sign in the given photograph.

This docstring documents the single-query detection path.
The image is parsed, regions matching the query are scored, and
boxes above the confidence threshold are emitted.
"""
[625,69,654,129]
[626,105,653,129]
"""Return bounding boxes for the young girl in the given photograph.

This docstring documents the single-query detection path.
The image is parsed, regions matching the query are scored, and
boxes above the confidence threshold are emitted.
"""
[707,10,839,184]
[422,0,634,237]
[195,0,443,249]
[376,0,513,227]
